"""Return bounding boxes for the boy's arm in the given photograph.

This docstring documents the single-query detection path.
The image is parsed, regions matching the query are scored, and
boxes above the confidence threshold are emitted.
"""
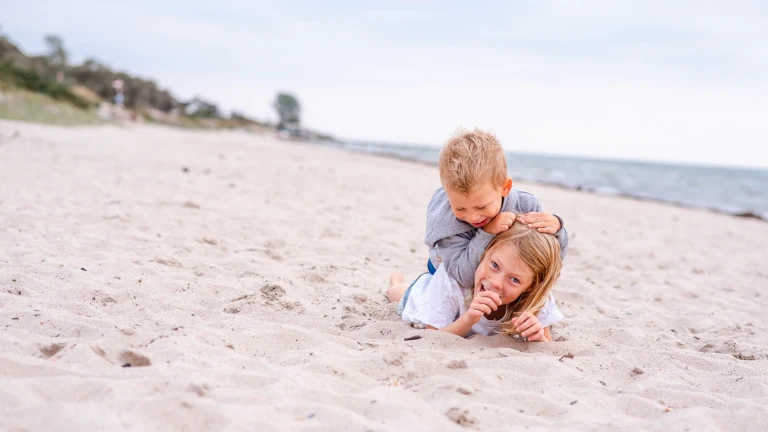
[517,192,569,261]
[436,230,495,290]
[552,218,569,261]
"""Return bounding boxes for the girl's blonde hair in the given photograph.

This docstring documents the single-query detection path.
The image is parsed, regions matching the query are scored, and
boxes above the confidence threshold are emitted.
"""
[476,218,562,335]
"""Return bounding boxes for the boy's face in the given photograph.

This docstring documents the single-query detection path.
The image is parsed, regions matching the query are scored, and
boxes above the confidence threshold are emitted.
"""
[444,178,513,228]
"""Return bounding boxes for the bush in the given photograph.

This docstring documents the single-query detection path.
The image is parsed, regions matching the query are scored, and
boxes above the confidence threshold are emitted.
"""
[0,61,92,109]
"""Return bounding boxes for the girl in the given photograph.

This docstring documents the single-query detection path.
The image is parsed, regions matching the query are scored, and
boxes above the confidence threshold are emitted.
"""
[387,220,562,341]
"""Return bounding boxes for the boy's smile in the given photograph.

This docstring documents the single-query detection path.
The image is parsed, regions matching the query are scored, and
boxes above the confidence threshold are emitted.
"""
[444,178,513,227]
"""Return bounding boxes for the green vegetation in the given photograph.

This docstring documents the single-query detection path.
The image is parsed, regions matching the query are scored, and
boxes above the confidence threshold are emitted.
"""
[0,30,332,138]
[0,85,103,125]
[0,61,91,109]
[0,32,269,128]
[273,92,301,128]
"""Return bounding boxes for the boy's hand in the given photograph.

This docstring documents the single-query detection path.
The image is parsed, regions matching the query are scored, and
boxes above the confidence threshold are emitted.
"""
[482,212,516,235]
[511,312,545,342]
[463,291,502,325]
[520,212,561,234]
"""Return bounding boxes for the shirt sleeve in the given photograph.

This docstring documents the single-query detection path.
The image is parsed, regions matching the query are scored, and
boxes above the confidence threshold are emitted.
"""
[408,304,455,329]
[536,294,565,328]
[435,230,495,290]
[552,215,569,262]
[404,268,463,329]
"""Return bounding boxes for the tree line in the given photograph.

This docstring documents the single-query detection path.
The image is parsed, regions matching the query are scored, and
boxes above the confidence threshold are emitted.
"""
[0,30,304,129]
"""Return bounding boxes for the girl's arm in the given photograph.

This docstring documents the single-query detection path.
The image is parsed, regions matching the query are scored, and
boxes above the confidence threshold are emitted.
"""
[541,326,552,342]
[428,317,475,337]
[426,292,502,337]
[513,312,553,342]
[431,322,553,341]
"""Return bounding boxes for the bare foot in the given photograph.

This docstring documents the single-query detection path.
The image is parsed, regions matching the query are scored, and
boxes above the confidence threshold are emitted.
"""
[389,272,404,287]
[386,272,407,303]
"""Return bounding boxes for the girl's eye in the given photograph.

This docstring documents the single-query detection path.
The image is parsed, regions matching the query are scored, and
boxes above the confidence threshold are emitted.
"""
[491,261,499,270]
[510,277,520,284]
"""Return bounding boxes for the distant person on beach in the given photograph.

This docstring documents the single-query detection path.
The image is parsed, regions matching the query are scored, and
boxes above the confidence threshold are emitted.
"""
[419,128,569,327]
[112,79,124,107]
[387,221,562,340]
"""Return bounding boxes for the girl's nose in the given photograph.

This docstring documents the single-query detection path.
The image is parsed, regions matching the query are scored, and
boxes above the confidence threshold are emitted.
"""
[490,275,505,293]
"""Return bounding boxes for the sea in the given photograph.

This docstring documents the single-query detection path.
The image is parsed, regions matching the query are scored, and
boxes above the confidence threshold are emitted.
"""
[318,140,768,221]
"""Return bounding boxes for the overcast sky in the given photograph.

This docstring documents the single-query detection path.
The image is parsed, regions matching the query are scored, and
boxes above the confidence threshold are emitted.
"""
[3,1,767,168]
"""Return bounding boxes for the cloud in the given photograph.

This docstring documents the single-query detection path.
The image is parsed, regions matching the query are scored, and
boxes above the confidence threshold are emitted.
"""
[2,0,767,167]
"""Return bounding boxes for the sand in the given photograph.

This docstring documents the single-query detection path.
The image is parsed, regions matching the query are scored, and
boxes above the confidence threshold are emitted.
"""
[1,119,767,431]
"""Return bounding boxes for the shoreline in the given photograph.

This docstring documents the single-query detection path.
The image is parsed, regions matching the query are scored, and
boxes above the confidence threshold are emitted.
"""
[2,116,763,222]
[315,139,767,222]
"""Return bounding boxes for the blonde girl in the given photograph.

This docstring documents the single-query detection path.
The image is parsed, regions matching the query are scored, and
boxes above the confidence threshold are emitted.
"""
[388,220,563,341]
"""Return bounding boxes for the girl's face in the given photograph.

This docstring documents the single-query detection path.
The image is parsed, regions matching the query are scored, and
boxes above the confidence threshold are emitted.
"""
[474,243,534,305]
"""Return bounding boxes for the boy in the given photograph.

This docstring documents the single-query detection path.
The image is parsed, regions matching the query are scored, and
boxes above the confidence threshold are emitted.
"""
[425,129,569,321]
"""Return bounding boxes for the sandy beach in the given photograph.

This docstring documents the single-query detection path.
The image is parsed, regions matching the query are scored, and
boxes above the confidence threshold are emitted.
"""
[1,120,767,431]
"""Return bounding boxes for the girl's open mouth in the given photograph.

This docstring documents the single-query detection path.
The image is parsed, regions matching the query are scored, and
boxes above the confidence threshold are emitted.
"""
[478,279,493,294]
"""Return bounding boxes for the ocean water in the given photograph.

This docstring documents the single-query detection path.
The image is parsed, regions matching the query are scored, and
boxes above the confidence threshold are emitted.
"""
[320,140,768,220]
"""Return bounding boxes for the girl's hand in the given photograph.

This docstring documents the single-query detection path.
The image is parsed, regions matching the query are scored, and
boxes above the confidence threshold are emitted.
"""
[511,312,545,342]
[463,291,502,325]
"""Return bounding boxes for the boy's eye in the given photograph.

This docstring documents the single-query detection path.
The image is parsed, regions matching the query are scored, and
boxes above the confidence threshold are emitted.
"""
[491,261,499,270]
[477,205,487,210]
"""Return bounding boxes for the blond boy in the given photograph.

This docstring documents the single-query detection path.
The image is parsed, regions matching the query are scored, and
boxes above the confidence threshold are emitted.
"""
[425,129,569,316]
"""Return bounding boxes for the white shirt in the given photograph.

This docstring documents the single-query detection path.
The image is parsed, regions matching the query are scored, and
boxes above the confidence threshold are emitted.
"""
[401,265,563,337]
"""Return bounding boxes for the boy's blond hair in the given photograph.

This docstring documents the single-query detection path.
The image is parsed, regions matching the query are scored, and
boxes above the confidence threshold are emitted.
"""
[438,128,508,194]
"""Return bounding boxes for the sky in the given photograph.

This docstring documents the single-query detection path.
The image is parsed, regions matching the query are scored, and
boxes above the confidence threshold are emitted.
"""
[3,1,768,168]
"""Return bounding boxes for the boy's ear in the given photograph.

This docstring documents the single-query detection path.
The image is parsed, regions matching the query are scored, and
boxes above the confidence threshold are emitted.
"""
[501,178,513,197]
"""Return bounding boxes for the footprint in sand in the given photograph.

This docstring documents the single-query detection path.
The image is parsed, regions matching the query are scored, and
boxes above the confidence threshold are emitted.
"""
[262,239,287,261]
[188,383,210,397]
[152,257,184,268]
[336,318,367,331]
[260,283,305,313]
[304,271,326,283]
[264,239,286,249]
[260,283,285,300]
[446,359,468,369]
[445,407,477,428]
[38,343,66,358]
[119,350,151,367]
[265,249,283,262]
[383,353,405,366]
